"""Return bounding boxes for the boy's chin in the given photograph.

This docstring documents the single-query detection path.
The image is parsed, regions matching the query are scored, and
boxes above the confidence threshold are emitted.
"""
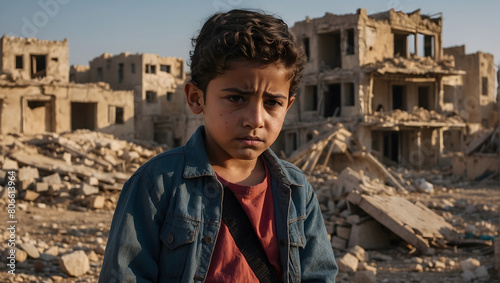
[232,148,265,161]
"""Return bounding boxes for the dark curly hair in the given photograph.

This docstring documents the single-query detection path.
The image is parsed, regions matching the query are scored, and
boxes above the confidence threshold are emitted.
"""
[189,9,306,99]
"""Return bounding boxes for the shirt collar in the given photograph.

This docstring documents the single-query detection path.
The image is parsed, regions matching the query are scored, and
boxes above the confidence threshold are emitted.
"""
[183,126,301,188]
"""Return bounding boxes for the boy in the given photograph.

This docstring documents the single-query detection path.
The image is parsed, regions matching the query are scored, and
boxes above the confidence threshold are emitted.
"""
[99,9,337,282]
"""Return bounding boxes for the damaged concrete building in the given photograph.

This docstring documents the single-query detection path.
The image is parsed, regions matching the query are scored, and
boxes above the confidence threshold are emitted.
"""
[71,52,189,146]
[279,8,497,173]
[0,35,134,138]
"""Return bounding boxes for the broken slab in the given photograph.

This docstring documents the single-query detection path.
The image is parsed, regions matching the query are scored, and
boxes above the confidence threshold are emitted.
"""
[347,192,460,254]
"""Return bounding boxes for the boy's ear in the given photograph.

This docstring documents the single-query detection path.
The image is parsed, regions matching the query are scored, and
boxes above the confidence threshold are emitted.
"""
[185,81,204,114]
[286,96,295,111]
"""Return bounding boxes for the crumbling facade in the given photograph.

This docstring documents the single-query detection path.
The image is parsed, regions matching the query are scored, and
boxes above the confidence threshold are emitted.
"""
[280,8,496,170]
[71,53,189,146]
[0,35,134,139]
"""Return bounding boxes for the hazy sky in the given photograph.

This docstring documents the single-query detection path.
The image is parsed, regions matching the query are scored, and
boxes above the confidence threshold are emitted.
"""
[1,0,499,71]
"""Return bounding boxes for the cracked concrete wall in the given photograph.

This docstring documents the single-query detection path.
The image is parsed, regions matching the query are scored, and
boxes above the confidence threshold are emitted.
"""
[444,47,497,127]
[83,53,187,143]
[0,81,134,139]
[0,35,69,83]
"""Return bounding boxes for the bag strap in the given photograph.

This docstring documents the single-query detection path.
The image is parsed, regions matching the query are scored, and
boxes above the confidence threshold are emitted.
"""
[222,186,282,283]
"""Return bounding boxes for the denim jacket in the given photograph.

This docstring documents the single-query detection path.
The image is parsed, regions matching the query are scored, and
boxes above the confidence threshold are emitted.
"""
[99,126,337,283]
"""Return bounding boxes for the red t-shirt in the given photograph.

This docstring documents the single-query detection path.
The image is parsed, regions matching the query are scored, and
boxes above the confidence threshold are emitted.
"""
[205,164,282,282]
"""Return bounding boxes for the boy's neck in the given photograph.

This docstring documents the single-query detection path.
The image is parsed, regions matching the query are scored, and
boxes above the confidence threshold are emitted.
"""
[211,156,266,187]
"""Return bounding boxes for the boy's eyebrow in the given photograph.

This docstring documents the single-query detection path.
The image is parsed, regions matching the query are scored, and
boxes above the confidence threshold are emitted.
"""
[221,87,287,99]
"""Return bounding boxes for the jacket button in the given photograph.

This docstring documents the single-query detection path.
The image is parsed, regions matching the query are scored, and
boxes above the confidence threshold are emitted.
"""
[280,239,287,247]
[203,235,212,244]
[166,233,174,244]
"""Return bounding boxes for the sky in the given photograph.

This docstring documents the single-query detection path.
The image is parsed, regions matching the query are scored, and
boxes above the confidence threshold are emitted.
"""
[1,0,499,72]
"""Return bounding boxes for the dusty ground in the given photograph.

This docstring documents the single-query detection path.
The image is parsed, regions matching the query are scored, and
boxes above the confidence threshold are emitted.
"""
[1,178,499,282]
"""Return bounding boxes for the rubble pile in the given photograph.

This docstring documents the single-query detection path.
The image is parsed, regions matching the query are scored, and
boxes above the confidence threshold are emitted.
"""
[288,124,499,282]
[367,106,466,125]
[0,129,166,209]
[363,54,461,75]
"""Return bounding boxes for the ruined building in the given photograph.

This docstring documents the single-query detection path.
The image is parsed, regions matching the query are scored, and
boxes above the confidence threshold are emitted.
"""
[277,8,497,171]
[0,35,134,138]
[71,53,190,146]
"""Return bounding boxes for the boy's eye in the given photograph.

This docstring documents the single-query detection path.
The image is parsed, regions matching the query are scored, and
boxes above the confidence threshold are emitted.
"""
[227,95,245,103]
[265,100,284,107]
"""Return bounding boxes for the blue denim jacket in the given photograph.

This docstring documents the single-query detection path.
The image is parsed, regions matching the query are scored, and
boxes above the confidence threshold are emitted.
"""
[99,126,337,282]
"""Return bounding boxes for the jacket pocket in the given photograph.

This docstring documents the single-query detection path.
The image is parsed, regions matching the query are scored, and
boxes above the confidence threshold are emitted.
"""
[289,221,306,248]
[159,216,199,278]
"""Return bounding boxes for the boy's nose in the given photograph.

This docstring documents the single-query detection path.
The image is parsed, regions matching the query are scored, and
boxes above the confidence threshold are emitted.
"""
[243,103,265,129]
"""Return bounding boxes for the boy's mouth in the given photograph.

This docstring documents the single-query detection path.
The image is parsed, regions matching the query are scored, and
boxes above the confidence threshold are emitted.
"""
[237,136,263,146]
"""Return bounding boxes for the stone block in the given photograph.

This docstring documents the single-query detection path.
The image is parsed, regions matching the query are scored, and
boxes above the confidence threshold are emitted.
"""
[348,245,367,262]
[2,158,18,170]
[81,183,99,196]
[331,236,347,250]
[23,190,40,201]
[86,195,105,209]
[474,266,489,280]
[35,182,49,193]
[42,173,61,184]
[336,226,352,240]
[16,249,28,263]
[85,176,99,186]
[19,242,40,259]
[60,250,90,277]
[18,167,40,182]
[349,220,391,249]
[337,252,359,273]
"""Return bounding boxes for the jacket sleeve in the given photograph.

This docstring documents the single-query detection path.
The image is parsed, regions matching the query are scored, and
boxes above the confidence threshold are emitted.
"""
[300,183,338,282]
[99,172,163,283]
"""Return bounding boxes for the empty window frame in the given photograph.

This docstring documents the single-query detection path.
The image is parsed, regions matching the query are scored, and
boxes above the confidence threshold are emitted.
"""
[15,55,23,69]
[146,91,158,103]
[418,86,430,109]
[393,33,407,57]
[130,63,135,74]
[346,29,355,55]
[482,77,488,96]
[166,92,174,101]
[145,64,156,74]
[392,85,406,110]
[318,31,341,69]
[303,37,310,61]
[417,34,434,58]
[108,106,124,124]
[118,63,124,83]
[303,85,318,111]
[160,64,171,73]
[344,83,355,106]
[30,54,47,78]
[97,67,103,82]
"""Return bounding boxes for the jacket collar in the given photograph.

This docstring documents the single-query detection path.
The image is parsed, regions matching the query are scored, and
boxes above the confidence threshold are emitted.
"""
[183,126,301,187]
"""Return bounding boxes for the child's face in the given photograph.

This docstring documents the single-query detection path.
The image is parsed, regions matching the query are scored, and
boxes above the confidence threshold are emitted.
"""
[187,61,294,165]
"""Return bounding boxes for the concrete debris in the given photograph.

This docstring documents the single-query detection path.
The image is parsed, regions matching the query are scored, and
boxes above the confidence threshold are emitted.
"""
[0,129,165,210]
[337,252,359,273]
[59,250,90,277]
[18,242,40,259]
[347,192,460,254]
